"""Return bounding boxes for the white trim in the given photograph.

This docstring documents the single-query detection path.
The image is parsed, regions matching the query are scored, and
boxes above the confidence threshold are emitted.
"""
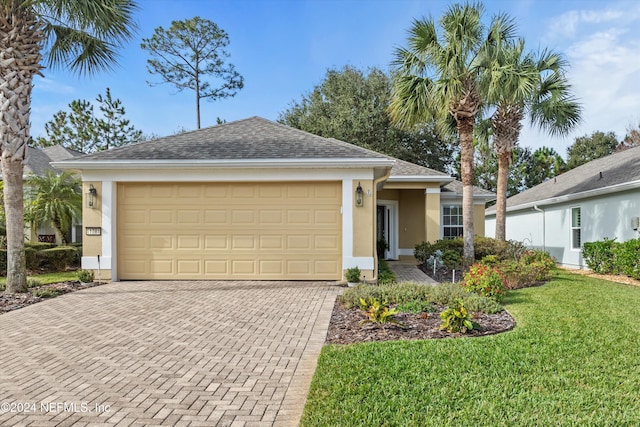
[342,179,354,269]
[53,158,394,170]
[425,188,441,194]
[377,199,399,260]
[398,248,414,256]
[343,256,375,271]
[79,168,376,182]
[102,181,114,268]
[82,255,112,270]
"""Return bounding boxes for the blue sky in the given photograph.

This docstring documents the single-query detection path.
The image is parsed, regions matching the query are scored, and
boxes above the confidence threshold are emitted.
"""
[31,0,640,157]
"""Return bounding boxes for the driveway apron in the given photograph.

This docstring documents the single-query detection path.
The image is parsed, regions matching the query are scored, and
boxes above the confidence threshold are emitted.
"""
[0,281,340,426]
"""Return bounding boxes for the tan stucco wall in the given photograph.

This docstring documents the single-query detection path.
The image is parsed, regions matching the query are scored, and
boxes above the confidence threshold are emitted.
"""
[353,179,374,258]
[474,204,486,236]
[399,189,426,249]
[377,189,400,201]
[425,184,441,243]
[82,181,103,263]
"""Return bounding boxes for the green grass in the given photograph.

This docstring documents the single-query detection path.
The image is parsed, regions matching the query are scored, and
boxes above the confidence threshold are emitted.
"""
[301,271,640,426]
[0,271,79,291]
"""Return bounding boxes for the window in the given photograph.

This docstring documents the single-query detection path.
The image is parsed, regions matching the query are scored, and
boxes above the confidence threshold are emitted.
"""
[571,207,581,250]
[442,205,463,239]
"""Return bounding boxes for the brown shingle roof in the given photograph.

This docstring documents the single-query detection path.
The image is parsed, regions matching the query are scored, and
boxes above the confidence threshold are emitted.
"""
[69,117,390,161]
[486,145,640,214]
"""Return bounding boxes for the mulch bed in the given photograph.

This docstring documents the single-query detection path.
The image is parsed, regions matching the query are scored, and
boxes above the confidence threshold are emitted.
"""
[325,300,515,344]
[0,281,105,315]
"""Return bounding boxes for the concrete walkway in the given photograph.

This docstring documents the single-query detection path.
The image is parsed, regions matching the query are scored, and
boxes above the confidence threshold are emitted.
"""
[0,281,341,426]
[388,261,437,284]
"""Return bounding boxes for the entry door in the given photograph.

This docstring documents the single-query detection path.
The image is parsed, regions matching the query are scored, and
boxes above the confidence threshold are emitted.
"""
[376,201,398,260]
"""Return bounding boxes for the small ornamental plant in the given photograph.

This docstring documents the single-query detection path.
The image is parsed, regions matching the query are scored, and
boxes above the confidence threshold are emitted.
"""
[345,266,361,284]
[439,298,476,333]
[462,263,507,302]
[358,297,406,329]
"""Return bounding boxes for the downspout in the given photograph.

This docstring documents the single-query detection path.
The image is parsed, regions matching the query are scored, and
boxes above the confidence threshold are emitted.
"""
[369,167,392,283]
[533,205,545,251]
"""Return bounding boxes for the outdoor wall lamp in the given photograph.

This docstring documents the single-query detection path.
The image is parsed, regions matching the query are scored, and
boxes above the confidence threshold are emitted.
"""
[355,182,364,207]
[87,184,97,209]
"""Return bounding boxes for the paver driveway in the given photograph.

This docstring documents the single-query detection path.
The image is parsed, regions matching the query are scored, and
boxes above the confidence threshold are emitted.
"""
[0,281,341,426]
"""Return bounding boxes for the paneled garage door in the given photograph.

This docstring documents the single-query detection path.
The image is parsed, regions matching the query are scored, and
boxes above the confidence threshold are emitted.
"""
[117,182,342,280]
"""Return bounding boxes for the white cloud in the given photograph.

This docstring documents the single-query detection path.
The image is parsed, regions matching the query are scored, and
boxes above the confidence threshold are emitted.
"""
[546,3,640,40]
[519,2,640,155]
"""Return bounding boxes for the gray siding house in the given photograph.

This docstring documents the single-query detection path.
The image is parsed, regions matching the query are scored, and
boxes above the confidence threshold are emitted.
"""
[485,145,640,268]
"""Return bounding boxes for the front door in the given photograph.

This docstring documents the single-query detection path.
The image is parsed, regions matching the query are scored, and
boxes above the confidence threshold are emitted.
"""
[376,201,398,260]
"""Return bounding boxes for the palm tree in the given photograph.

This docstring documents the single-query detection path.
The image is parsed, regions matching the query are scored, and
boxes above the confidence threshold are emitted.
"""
[389,2,516,264]
[488,41,581,240]
[0,0,137,293]
[26,171,81,245]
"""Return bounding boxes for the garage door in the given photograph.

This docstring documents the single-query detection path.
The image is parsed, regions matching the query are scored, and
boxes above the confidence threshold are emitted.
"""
[117,182,342,280]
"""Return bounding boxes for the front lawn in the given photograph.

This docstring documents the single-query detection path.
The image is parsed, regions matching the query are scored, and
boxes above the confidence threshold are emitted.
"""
[301,271,640,426]
[0,271,79,290]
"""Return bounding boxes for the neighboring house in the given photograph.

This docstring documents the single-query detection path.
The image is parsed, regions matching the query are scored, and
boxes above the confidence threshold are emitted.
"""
[55,117,494,282]
[0,145,84,244]
[485,145,640,268]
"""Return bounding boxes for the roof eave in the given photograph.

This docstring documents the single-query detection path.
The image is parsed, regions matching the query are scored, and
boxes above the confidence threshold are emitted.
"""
[387,175,454,184]
[52,158,396,170]
[485,179,640,216]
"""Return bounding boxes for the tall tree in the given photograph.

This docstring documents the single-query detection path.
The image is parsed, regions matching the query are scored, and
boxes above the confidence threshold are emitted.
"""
[486,41,581,240]
[26,171,81,245]
[566,131,618,170]
[279,66,455,172]
[524,146,566,188]
[141,17,244,129]
[0,0,137,293]
[34,88,142,152]
[389,3,516,263]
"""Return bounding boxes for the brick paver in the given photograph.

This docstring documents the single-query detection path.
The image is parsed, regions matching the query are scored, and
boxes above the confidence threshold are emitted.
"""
[388,261,437,284]
[0,281,341,426]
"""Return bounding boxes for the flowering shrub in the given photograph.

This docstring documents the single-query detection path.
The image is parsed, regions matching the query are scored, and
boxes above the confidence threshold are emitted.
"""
[462,263,507,301]
[520,249,556,269]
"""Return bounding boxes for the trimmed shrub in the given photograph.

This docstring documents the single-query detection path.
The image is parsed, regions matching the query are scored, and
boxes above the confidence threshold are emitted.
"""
[0,248,6,274]
[613,238,640,280]
[25,247,41,270]
[462,263,507,301]
[77,269,95,283]
[25,242,56,250]
[583,239,619,274]
[39,246,80,271]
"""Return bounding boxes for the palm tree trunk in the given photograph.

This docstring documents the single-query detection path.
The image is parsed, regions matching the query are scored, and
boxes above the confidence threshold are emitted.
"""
[458,115,475,264]
[495,150,511,241]
[2,157,27,292]
[0,5,42,293]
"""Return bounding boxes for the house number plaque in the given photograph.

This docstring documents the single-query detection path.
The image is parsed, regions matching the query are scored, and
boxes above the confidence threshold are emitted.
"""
[86,227,102,236]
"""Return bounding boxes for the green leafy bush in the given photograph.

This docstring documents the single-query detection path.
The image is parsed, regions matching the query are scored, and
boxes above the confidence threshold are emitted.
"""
[613,238,640,280]
[396,300,435,314]
[440,298,476,333]
[25,242,56,250]
[24,247,41,270]
[345,266,361,283]
[358,297,406,328]
[377,259,396,285]
[583,239,619,274]
[415,236,526,265]
[77,269,95,283]
[340,282,503,315]
[0,249,6,274]
[520,249,556,269]
[39,246,80,271]
[462,263,507,301]
[442,249,463,269]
